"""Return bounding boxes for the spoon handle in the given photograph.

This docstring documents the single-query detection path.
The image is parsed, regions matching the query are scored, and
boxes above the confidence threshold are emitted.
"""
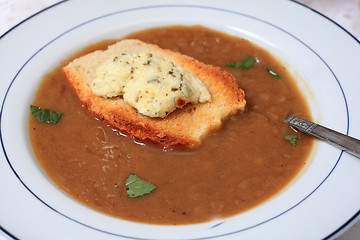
[285,115,360,158]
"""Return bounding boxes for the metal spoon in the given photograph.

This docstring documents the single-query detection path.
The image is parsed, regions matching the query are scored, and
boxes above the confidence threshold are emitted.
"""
[285,115,360,158]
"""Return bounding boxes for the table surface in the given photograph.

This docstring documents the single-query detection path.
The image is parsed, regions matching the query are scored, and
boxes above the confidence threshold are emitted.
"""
[1,0,360,239]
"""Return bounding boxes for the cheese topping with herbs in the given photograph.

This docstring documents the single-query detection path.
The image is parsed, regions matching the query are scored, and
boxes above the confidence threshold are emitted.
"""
[90,51,211,117]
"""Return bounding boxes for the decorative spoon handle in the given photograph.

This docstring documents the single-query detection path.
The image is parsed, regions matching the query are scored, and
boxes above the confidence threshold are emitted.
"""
[285,115,360,158]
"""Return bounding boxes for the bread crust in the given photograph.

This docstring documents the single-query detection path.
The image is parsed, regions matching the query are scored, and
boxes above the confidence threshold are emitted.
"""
[63,39,246,149]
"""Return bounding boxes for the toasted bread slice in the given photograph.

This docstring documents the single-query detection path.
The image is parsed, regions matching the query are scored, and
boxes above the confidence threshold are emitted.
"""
[63,39,246,149]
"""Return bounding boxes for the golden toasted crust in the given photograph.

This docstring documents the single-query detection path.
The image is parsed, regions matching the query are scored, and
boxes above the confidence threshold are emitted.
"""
[63,39,246,149]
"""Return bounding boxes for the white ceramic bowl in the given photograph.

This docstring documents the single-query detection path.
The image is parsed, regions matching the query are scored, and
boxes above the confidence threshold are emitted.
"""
[1,1,360,239]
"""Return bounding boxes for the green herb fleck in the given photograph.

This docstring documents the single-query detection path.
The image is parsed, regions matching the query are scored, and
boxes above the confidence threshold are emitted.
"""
[265,67,281,79]
[30,105,63,123]
[285,135,297,146]
[225,55,255,69]
[125,173,156,198]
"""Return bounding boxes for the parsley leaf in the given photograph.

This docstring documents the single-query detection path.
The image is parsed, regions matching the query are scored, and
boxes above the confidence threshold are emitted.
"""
[225,55,255,69]
[265,67,281,79]
[30,105,63,123]
[125,173,156,198]
[285,135,297,146]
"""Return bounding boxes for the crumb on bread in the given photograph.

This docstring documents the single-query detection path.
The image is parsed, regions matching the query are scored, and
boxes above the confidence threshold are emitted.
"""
[91,50,211,118]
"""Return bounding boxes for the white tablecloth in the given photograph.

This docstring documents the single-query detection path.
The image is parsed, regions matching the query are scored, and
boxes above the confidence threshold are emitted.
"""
[1,0,359,239]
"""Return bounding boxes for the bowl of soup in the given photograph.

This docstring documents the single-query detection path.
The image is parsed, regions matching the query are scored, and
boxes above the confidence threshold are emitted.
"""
[1,1,359,239]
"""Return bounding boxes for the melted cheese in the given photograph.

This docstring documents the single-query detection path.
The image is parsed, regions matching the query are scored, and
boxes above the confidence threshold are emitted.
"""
[90,51,211,117]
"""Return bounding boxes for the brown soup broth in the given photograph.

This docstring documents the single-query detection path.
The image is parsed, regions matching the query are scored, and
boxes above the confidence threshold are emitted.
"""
[28,25,313,225]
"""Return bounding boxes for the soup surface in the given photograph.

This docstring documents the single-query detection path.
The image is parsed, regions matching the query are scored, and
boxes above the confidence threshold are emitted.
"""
[29,25,313,225]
